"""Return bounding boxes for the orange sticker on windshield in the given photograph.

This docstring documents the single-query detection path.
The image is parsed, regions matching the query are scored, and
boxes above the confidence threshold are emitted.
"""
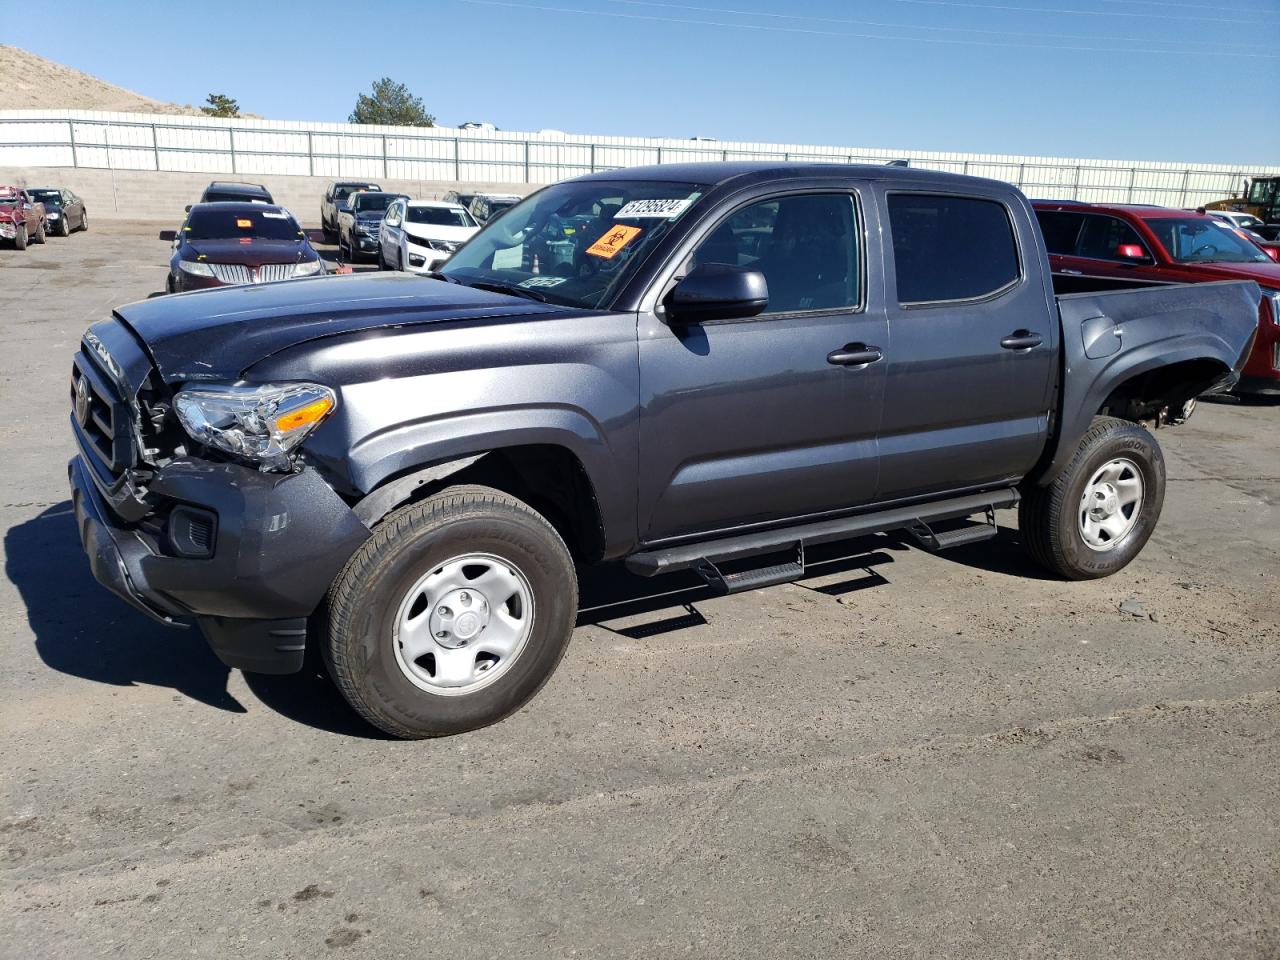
[586,224,642,259]
[236,218,252,228]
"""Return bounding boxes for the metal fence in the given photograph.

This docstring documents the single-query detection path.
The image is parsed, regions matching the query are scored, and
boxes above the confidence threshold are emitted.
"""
[3,110,1276,208]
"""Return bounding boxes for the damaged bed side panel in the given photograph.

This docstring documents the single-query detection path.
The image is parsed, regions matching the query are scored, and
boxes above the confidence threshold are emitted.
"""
[1038,280,1261,485]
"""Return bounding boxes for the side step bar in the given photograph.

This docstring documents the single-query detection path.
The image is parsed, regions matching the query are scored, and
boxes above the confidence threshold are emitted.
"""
[625,489,1019,583]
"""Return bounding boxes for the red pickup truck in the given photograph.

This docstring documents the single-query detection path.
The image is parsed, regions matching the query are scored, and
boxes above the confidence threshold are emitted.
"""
[1034,201,1280,395]
[0,185,48,250]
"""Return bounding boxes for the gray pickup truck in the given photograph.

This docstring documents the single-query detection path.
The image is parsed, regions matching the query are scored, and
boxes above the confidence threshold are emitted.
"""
[68,163,1260,738]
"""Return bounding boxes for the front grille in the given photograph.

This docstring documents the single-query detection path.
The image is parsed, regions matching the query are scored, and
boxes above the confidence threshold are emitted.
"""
[207,262,299,284]
[208,263,251,284]
[71,350,136,475]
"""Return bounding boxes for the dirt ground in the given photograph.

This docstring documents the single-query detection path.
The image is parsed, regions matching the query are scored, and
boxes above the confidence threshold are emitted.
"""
[2,222,1278,959]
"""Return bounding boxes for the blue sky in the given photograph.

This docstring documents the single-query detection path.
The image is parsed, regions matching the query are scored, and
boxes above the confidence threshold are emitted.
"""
[9,0,1279,165]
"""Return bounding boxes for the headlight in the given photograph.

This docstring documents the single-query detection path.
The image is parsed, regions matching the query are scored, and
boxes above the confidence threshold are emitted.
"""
[293,259,323,277]
[426,239,460,253]
[174,382,336,470]
[47,211,60,219]
[356,221,378,234]
[178,260,214,277]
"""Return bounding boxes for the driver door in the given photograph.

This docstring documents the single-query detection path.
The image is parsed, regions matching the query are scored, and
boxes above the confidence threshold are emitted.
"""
[637,189,887,543]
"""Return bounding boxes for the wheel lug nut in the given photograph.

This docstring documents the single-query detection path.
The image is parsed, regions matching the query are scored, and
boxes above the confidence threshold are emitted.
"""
[460,592,470,604]
[436,631,448,639]
[438,606,451,617]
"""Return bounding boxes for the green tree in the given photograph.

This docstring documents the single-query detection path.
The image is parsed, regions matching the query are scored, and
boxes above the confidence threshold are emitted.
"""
[200,94,241,118]
[349,78,434,127]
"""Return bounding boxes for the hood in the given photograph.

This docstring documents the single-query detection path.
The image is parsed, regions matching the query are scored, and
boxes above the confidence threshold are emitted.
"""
[0,205,17,223]
[184,239,314,266]
[112,272,562,382]
[355,210,386,222]
[1180,260,1280,289]
[402,222,479,244]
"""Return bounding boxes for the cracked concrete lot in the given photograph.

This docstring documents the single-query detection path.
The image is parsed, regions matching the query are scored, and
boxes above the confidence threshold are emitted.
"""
[2,222,1278,959]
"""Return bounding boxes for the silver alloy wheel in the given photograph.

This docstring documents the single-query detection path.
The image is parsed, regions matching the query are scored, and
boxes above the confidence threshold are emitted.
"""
[1079,457,1145,551]
[392,553,535,696]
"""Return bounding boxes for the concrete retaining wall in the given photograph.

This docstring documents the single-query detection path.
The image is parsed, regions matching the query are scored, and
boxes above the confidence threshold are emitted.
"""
[0,166,535,223]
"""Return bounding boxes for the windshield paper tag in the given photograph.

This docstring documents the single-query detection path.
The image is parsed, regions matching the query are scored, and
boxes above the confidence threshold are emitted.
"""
[519,276,568,288]
[492,245,523,269]
[587,224,642,259]
[615,198,694,220]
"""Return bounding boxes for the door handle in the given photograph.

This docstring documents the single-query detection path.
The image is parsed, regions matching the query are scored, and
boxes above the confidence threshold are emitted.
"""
[1000,330,1043,351]
[827,343,883,366]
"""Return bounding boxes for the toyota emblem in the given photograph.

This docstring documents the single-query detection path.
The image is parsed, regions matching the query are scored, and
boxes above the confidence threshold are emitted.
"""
[74,375,92,426]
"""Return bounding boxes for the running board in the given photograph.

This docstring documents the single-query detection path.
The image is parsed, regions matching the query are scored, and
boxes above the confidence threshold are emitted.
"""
[907,506,999,551]
[625,489,1019,579]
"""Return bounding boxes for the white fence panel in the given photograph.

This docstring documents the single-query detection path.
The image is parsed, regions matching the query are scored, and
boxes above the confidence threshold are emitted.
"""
[2,110,1276,210]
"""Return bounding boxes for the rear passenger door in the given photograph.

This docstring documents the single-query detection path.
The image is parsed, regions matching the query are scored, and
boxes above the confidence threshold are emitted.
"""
[875,189,1057,501]
[1037,210,1162,292]
[637,188,888,542]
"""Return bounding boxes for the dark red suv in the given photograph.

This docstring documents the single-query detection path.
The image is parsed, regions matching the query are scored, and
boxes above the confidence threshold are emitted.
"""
[0,185,47,250]
[1034,202,1280,395]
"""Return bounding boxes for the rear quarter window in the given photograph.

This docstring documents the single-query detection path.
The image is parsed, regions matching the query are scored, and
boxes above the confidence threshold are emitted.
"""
[888,194,1021,305]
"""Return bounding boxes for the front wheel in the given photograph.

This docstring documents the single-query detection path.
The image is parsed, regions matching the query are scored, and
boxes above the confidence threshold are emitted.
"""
[57,216,70,237]
[13,226,27,250]
[323,485,578,738]
[79,210,88,232]
[1020,416,1165,580]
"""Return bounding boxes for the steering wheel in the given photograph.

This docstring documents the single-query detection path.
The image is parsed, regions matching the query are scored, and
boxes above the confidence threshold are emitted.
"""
[1191,243,1219,257]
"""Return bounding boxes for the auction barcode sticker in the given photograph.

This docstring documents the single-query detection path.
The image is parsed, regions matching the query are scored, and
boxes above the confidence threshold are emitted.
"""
[615,197,695,219]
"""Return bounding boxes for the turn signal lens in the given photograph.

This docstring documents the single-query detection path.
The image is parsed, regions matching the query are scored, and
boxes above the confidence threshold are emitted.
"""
[275,396,334,433]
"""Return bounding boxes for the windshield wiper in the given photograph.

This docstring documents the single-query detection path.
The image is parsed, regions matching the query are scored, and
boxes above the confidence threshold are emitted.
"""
[463,279,558,304]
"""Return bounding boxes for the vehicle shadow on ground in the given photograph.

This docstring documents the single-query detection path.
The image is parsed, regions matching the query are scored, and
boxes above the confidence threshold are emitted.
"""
[7,501,389,738]
[6,501,245,713]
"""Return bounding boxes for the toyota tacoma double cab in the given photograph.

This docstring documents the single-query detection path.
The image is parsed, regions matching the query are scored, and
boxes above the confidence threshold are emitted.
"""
[68,163,1261,738]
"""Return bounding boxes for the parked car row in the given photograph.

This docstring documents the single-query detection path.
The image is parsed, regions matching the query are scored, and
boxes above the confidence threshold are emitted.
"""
[319,180,520,268]
[1,185,87,250]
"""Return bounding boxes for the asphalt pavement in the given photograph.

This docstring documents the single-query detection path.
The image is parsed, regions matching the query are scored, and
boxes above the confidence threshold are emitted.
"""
[2,222,1278,959]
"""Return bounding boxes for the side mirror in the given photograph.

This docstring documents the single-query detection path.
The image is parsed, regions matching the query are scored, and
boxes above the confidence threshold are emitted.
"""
[666,263,769,323]
[1264,246,1280,263]
[158,229,177,242]
[184,204,192,213]
[1114,243,1148,262]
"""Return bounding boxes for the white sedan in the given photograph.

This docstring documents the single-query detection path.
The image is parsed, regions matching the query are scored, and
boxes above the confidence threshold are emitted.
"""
[378,200,480,273]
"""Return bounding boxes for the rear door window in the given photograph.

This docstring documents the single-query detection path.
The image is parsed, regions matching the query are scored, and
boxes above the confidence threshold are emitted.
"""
[1035,210,1088,255]
[691,193,861,314]
[887,194,1020,305]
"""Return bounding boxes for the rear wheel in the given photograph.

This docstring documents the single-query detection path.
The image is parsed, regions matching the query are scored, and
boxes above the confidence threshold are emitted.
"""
[32,221,46,244]
[323,485,578,738]
[1020,416,1165,580]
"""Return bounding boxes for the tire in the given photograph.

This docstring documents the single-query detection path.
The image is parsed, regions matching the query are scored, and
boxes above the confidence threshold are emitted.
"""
[377,245,387,270]
[1020,416,1165,580]
[323,484,578,738]
[57,216,70,238]
[33,221,46,244]
[79,210,88,232]
[13,226,26,250]
[322,216,335,243]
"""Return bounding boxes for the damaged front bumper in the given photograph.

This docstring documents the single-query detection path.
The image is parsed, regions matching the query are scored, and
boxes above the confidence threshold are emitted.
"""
[68,447,371,674]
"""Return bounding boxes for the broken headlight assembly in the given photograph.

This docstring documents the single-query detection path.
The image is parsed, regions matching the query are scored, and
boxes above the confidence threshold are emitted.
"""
[173,382,336,471]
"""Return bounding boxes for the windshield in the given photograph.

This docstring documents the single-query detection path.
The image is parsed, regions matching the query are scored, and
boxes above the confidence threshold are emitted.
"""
[334,184,380,202]
[439,179,707,308]
[353,193,400,214]
[1147,218,1270,264]
[1246,179,1278,205]
[28,189,62,204]
[1235,215,1265,229]
[185,208,304,242]
[408,206,476,227]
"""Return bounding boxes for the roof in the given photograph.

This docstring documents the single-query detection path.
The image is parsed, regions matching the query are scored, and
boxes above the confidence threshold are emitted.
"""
[1032,200,1213,221]
[574,160,999,190]
[188,201,288,214]
[407,200,466,209]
